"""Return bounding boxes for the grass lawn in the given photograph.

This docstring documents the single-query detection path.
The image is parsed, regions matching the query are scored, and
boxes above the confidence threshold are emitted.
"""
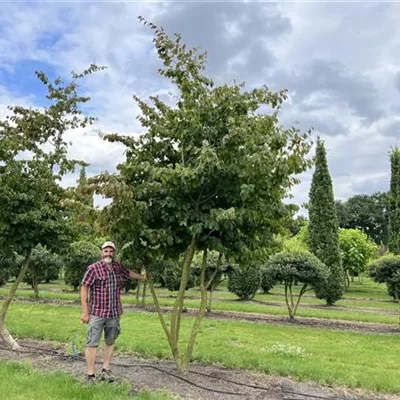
[1,277,399,325]
[2,287,399,324]
[0,361,178,400]
[3,302,400,394]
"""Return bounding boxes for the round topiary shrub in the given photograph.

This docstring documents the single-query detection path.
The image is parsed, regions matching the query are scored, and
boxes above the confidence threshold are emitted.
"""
[227,265,260,301]
[368,255,400,301]
[191,251,224,290]
[264,251,329,319]
[64,241,99,291]
[163,261,196,292]
[260,267,278,293]
[0,264,10,287]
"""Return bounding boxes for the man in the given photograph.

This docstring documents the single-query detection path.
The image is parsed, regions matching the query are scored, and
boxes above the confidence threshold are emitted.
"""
[80,241,148,384]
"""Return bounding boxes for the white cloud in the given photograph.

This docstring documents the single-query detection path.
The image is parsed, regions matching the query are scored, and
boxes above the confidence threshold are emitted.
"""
[1,1,400,211]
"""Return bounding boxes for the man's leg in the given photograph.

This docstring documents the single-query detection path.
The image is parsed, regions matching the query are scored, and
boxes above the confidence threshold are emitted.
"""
[85,316,104,377]
[103,343,114,370]
[85,347,98,375]
[100,318,120,382]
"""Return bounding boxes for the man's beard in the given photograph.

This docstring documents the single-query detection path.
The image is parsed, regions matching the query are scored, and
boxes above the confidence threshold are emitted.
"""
[103,256,113,264]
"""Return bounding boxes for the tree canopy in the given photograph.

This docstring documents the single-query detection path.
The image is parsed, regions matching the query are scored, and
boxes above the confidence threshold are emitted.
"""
[92,18,313,373]
[0,65,104,349]
[336,192,389,246]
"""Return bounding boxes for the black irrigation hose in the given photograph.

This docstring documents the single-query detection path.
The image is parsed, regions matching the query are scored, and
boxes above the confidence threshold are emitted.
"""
[1,343,339,399]
[185,369,335,400]
[2,344,245,396]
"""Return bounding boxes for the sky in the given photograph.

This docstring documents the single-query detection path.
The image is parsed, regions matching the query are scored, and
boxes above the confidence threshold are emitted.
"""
[1,1,399,210]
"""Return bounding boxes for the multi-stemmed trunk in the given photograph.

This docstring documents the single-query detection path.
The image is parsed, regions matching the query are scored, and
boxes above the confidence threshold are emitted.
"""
[284,282,308,320]
[135,282,141,305]
[149,239,223,373]
[141,281,147,307]
[32,275,39,298]
[205,253,222,312]
[0,252,31,349]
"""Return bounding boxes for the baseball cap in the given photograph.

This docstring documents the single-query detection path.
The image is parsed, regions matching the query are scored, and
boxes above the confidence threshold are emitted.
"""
[101,241,116,250]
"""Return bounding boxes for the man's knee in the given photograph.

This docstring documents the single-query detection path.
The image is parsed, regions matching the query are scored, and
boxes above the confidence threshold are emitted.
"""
[86,315,105,347]
[104,318,121,345]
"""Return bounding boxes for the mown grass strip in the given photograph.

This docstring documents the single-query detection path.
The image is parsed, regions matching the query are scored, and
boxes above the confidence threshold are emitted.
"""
[0,360,178,400]
[2,286,399,325]
[4,302,400,393]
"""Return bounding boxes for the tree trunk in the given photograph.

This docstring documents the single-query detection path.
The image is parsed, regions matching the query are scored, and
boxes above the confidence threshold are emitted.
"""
[205,252,222,313]
[32,275,39,299]
[170,237,197,353]
[0,321,20,350]
[141,281,147,306]
[135,282,141,306]
[181,248,208,373]
[284,283,294,319]
[149,237,197,372]
[345,272,350,289]
[292,284,307,318]
[0,252,31,349]
[148,279,183,369]
[206,288,213,312]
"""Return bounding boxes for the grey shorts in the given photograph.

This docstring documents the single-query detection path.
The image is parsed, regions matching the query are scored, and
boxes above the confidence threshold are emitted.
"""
[86,315,121,347]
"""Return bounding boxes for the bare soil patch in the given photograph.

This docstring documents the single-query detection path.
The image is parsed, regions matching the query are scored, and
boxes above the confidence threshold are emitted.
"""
[0,339,395,400]
[127,306,400,335]
[249,299,400,316]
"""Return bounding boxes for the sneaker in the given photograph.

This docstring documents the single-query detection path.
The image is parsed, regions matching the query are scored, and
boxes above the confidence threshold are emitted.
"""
[85,374,96,385]
[100,368,115,383]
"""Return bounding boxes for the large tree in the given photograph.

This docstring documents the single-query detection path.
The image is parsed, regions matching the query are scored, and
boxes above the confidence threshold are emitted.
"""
[64,167,101,242]
[93,19,312,373]
[22,245,61,298]
[389,148,400,254]
[336,192,389,246]
[0,65,103,348]
[339,228,377,286]
[308,138,345,305]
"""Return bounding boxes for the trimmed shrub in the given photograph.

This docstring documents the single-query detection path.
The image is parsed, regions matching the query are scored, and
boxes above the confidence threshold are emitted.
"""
[23,245,61,297]
[260,268,278,293]
[191,251,224,290]
[64,241,99,290]
[0,252,23,286]
[264,251,329,319]
[163,260,196,292]
[368,255,400,301]
[227,265,260,301]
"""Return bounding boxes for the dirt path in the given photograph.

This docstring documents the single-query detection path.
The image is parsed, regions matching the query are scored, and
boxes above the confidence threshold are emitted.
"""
[176,308,400,334]
[248,299,400,315]
[0,339,394,400]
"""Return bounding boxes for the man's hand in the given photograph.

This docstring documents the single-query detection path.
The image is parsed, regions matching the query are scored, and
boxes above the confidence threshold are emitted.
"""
[81,312,90,324]
[138,273,150,281]
[129,270,151,281]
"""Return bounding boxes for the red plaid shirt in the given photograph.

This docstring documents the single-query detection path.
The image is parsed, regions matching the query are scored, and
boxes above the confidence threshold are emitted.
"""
[82,260,130,319]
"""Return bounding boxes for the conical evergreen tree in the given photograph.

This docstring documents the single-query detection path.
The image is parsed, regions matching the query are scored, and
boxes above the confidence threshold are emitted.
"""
[389,148,400,254]
[308,138,344,305]
[76,166,93,207]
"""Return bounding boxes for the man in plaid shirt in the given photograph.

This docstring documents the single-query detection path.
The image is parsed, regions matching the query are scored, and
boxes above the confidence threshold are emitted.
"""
[80,241,148,384]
